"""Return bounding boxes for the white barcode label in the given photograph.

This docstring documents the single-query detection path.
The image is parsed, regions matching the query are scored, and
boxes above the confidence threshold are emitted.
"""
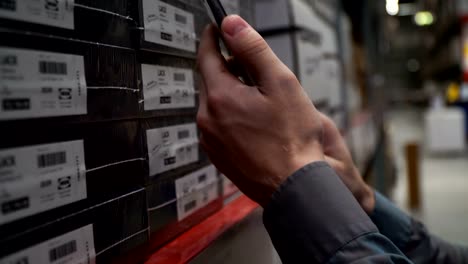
[0,224,95,264]
[0,140,86,225]
[146,123,198,176]
[0,47,87,120]
[0,0,74,29]
[296,35,327,104]
[142,0,196,52]
[175,165,218,221]
[141,64,195,110]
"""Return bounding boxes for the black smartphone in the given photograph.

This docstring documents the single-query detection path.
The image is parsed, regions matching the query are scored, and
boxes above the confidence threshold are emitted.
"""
[202,0,255,85]
[202,0,228,28]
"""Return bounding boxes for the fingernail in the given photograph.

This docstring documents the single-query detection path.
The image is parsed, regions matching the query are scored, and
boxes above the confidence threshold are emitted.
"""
[222,15,248,37]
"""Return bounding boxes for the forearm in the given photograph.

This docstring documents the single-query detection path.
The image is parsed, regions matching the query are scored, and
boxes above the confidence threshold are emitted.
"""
[263,162,412,263]
[370,192,468,263]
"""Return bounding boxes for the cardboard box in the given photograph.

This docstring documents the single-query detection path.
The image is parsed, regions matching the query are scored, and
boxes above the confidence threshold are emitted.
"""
[0,30,140,123]
[146,165,222,250]
[0,0,133,47]
[254,0,337,31]
[0,120,146,238]
[137,51,198,117]
[265,30,329,110]
[132,0,210,58]
[255,0,317,32]
[221,0,255,26]
[0,188,149,264]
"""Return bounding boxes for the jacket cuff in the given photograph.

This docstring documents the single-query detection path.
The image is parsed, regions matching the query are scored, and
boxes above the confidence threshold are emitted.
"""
[263,161,377,263]
[369,191,412,249]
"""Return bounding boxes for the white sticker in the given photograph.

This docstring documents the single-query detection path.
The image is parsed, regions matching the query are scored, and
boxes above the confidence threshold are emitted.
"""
[296,34,327,104]
[0,0,75,29]
[324,59,341,107]
[0,47,87,120]
[0,224,95,264]
[220,0,240,15]
[142,0,196,52]
[141,64,195,110]
[0,140,87,225]
[146,123,199,176]
[175,165,218,221]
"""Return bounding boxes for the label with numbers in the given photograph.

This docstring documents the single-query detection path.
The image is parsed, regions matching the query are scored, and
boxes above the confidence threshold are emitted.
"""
[175,165,218,221]
[141,64,195,110]
[0,47,87,120]
[0,140,87,225]
[0,0,75,29]
[142,0,196,52]
[146,123,198,176]
[0,224,95,264]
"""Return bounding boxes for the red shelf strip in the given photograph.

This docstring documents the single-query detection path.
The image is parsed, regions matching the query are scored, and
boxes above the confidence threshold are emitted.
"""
[144,195,259,264]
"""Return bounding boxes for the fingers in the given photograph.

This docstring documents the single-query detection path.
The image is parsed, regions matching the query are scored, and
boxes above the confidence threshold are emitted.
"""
[319,112,348,159]
[197,24,242,92]
[221,15,293,89]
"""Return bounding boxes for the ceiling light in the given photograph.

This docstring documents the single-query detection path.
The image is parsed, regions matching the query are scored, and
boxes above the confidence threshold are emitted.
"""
[386,0,399,16]
[414,11,434,26]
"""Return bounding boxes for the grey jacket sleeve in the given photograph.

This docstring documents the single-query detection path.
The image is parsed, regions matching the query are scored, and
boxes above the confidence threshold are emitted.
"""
[370,192,468,263]
[263,161,412,263]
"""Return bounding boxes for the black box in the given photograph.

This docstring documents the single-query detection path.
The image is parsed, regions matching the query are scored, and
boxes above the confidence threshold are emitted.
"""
[0,29,141,123]
[137,51,199,118]
[146,165,222,250]
[131,0,210,58]
[0,188,148,264]
[0,120,146,239]
[0,0,134,47]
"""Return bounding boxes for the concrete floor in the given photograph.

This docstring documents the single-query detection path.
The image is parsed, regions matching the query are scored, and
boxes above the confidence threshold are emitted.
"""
[388,108,468,245]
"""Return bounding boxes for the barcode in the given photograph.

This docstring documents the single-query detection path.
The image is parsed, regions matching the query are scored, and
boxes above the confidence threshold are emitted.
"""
[2,197,29,214]
[178,130,190,139]
[0,0,16,11]
[39,61,67,75]
[184,200,197,212]
[2,98,30,111]
[49,240,77,262]
[175,13,187,24]
[161,32,173,41]
[37,151,66,168]
[174,73,186,82]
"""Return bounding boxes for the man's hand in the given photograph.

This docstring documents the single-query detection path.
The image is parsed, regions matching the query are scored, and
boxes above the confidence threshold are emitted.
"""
[196,15,324,206]
[320,113,375,213]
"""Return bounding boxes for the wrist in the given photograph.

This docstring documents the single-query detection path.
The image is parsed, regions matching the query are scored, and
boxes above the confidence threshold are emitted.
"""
[357,184,376,214]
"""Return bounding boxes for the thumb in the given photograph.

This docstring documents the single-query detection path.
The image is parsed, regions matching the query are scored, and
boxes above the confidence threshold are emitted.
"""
[221,15,292,88]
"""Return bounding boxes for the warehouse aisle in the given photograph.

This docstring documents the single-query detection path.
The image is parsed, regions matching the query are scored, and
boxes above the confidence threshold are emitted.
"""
[388,108,468,245]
